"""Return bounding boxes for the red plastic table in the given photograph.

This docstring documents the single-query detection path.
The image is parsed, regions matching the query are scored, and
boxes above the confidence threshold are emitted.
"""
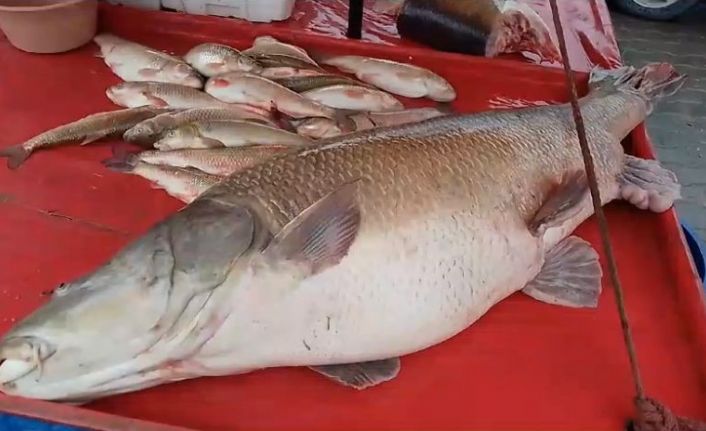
[0,2,703,430]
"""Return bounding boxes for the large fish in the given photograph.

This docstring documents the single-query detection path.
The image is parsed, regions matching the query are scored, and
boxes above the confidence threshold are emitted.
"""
[0,107,169,168]
[0,64,683,401]
[94,34,203,88]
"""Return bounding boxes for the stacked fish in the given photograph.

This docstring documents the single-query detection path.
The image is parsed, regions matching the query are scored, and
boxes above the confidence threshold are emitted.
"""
[0,34,457,204]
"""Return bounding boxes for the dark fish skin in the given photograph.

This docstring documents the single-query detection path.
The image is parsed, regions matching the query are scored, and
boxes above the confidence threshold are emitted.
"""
[396,0,498,56]
[273,75,371,93]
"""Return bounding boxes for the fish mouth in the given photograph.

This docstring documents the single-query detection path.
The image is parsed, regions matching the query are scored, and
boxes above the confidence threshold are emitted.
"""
[0,336,55,389]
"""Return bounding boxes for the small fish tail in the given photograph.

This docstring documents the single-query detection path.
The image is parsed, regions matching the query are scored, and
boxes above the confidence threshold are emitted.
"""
[589,63,686,111]
[0,145,31,169]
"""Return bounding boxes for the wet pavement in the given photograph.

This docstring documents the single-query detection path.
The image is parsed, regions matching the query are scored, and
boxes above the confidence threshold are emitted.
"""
[612,4,706,239]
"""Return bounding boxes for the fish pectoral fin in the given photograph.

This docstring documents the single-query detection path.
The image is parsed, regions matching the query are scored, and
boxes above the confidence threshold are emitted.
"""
[528,170,588,236]
[262,181,361,276]
[79,133,107,146]
[522,236,602,308]
[141,92,169,108]
[310,357,401,390]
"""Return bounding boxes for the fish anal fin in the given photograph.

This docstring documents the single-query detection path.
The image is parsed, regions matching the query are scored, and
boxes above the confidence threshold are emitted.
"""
[523,236,602,308]
[263,181,361,276]
[310,357,400,390]
[529,170,588,236]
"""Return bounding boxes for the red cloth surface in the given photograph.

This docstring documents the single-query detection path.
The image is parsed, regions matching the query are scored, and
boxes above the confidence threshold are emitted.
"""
[0,3,703,430]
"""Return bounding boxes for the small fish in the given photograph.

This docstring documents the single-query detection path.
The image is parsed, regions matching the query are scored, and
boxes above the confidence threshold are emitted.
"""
[0,107,169,169]
[205,73,336,119]
[133,146,291,176]
[242,36,318,66]
[302,85,404,111]
[294,118,345,139]
[318,55,456,102]
[106,82,229,109]
[154,120,311,151]
[260,67,328,80]
[94,33,203,88]
[124,106,277,145]
[273,74,369,93]
[184,43,263,77]
[294,107,449,139]
[102,153,221,203]
[352,107,450,128]
[247,53,322,71]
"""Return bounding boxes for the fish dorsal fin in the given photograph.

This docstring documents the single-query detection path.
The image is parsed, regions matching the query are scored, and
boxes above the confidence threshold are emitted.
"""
[528,170,588,236]
[522,236,602,308]
[263,181,361,276]
[310,357,401,390]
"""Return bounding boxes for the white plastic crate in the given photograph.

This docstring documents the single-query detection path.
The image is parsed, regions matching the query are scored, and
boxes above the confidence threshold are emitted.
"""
[161,0,296,22]
[104,0,162,10]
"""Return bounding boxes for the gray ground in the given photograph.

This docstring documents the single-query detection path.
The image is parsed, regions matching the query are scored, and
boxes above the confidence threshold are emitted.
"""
[612,4,706,238]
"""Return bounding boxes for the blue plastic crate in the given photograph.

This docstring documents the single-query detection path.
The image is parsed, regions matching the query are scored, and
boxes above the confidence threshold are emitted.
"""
[0,414,86,431]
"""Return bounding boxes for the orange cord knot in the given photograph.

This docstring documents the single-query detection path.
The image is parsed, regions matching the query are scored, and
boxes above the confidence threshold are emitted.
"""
[635,397,706,431]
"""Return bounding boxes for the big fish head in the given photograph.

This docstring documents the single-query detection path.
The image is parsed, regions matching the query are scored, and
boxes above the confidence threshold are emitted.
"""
[0,199,257,402]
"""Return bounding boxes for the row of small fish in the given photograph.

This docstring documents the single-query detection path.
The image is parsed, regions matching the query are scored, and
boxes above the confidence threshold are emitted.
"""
[95,33,456,106]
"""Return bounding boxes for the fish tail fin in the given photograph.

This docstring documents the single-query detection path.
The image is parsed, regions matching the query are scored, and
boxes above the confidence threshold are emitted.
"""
[0,145,31,169]
[486,1,561,63]
[102,147,139,172]
[589,63,686,111]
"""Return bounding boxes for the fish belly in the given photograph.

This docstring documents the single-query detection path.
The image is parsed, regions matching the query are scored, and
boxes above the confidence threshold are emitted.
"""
[192,211,543,374]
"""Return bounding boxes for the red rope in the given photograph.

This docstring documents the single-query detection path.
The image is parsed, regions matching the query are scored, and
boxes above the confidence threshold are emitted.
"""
[545,1,706,430]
